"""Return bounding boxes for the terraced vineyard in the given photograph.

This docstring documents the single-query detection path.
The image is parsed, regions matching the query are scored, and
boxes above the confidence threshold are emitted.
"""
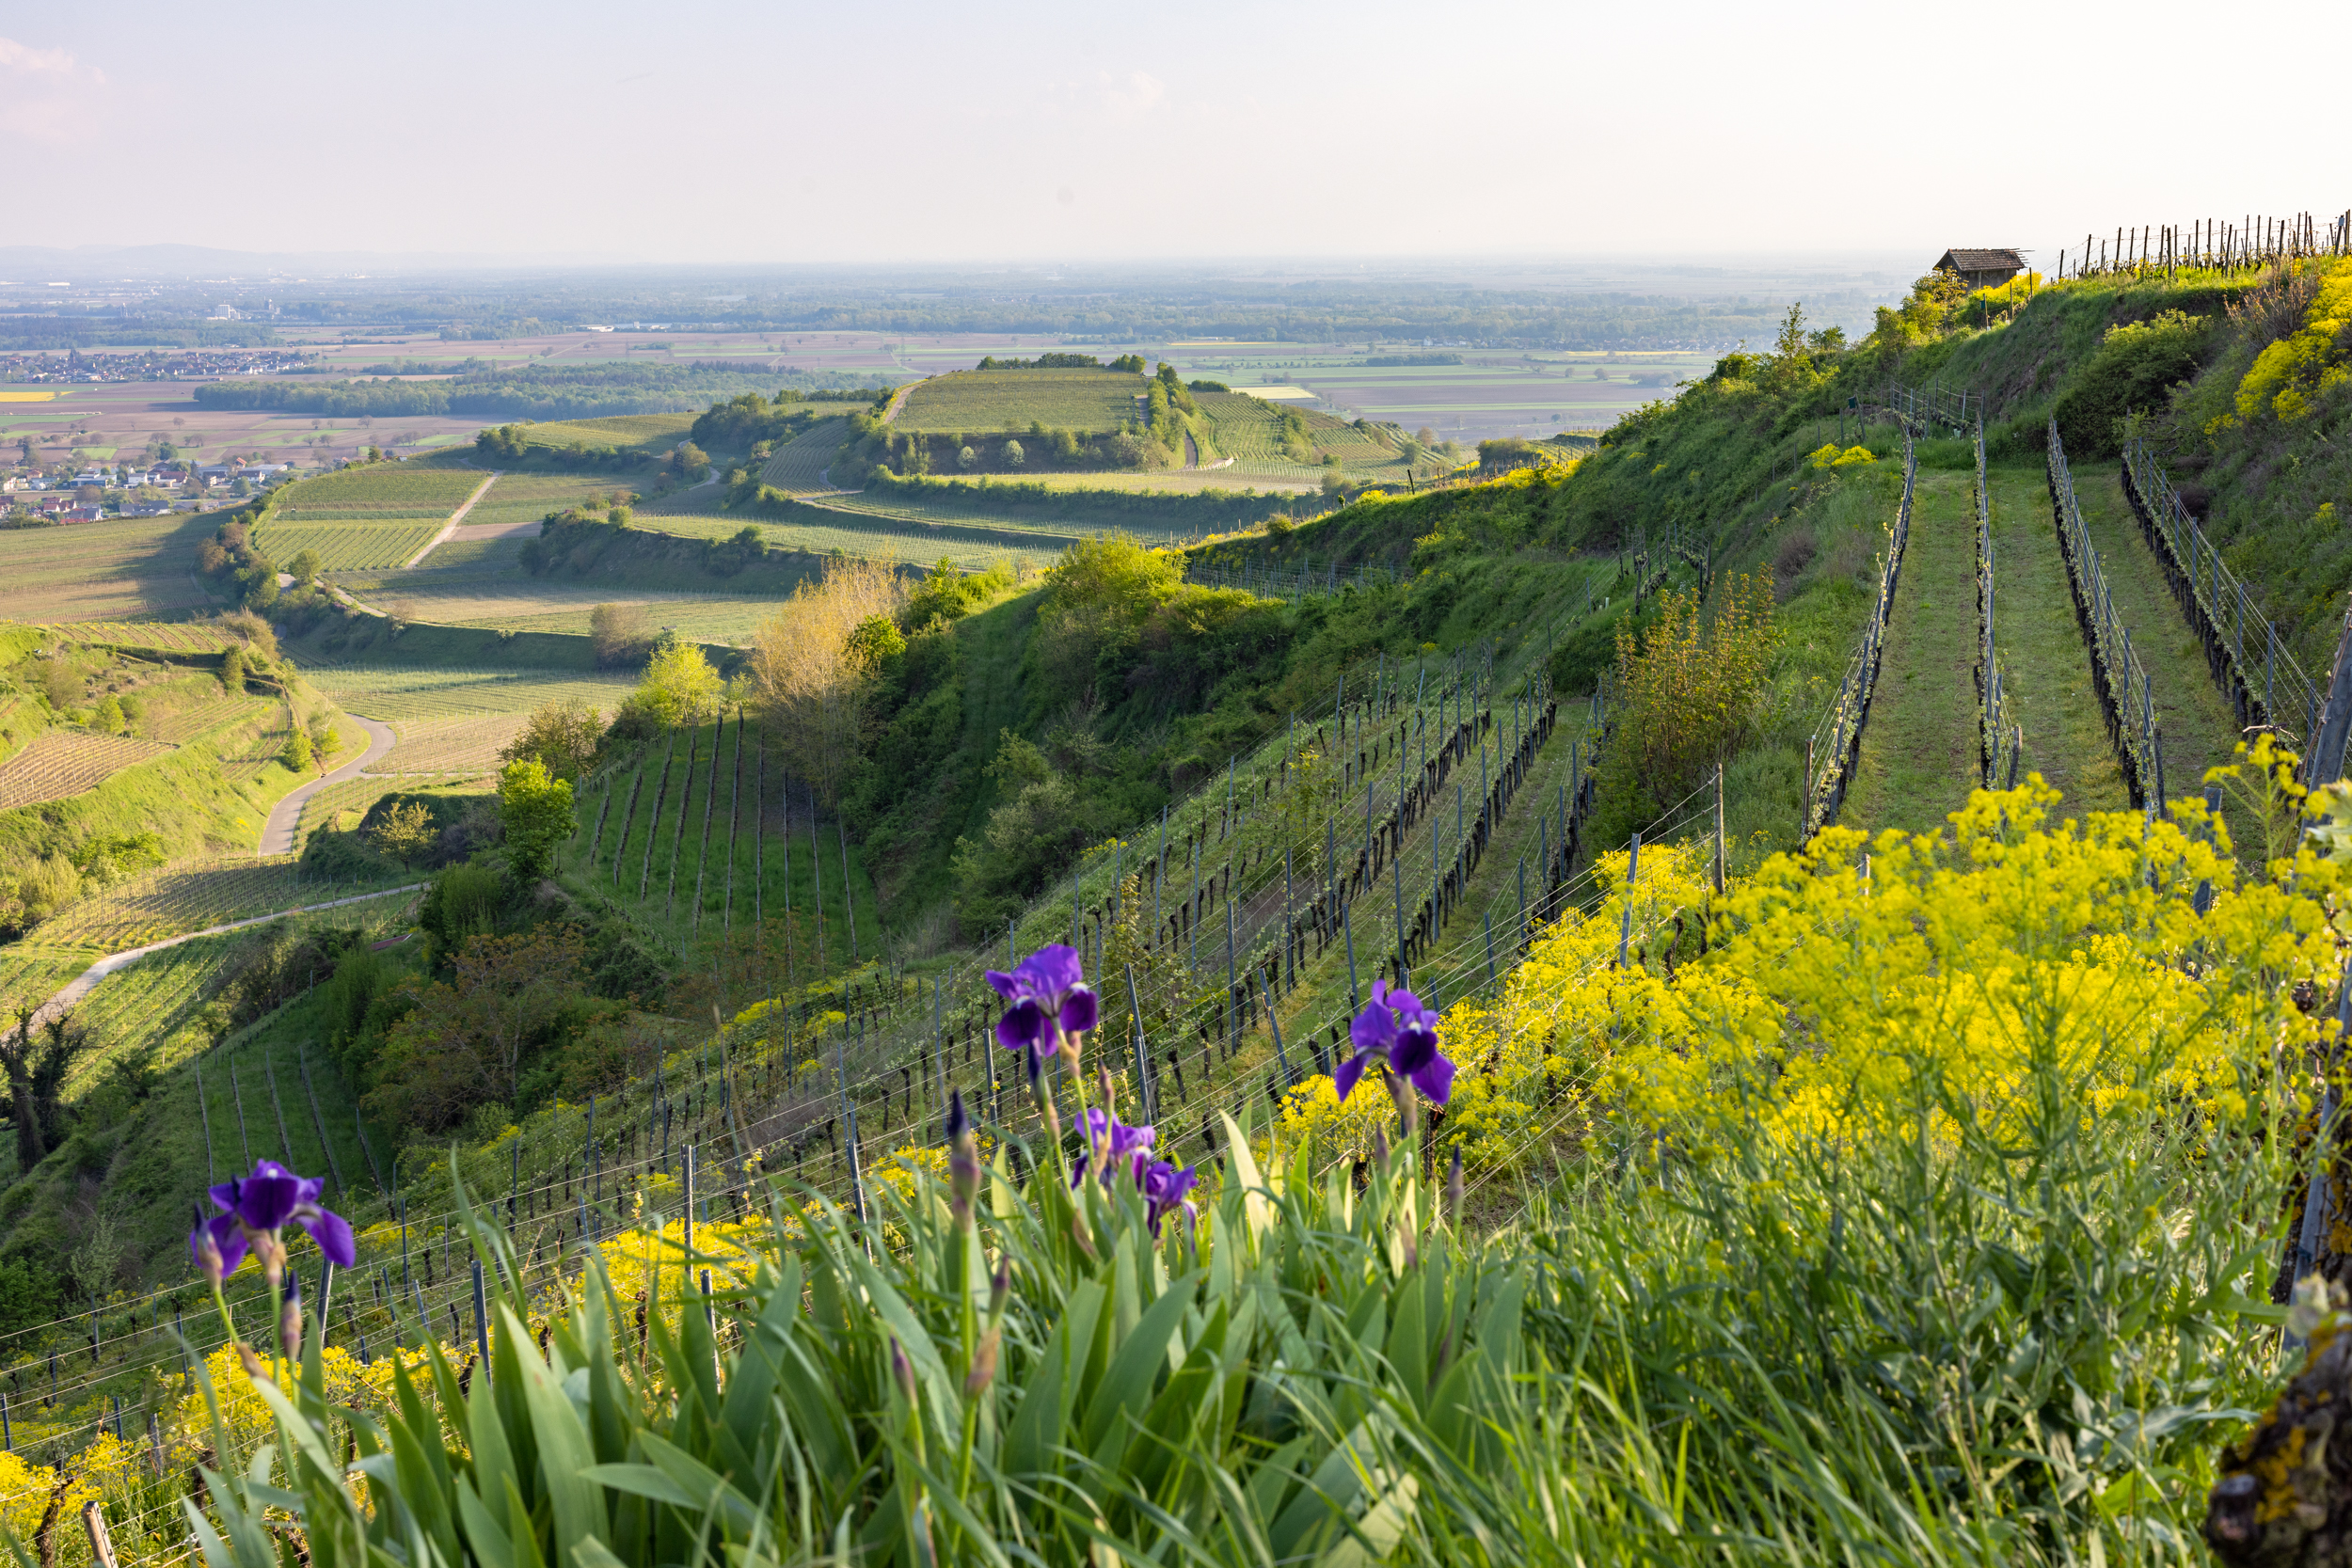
[0,733,174,810]
[28,857,314,952]
[374,713,531,774]
[756,416,850,494]
[454,474,627,532]
[893,368,1142,433]
[651,508,1069,572]
[51,623,239,656]
[1198,392,1409,480]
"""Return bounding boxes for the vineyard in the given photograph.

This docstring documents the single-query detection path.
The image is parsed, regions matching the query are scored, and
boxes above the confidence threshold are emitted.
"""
[295,666,635,726]
[892,368,1144,433]
[568,714,883,960]
[373,712,529,774]
[453,473,626,532]
[146,694,273,747]
[1197,391,1411,479]
[646,505,1070,571]
[755,415,849,493]
[295,774,473,846]
[249,517,447,571]
[0,513,215,625]
[0,734,173,811]
[46,624,238,657]
[268,467,486,513]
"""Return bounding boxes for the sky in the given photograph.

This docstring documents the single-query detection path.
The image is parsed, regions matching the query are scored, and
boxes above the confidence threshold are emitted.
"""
[5,0,2347,268]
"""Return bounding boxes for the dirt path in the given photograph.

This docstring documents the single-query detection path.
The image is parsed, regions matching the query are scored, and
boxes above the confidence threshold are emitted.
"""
[399,470,500,568]
[258,715,396,854]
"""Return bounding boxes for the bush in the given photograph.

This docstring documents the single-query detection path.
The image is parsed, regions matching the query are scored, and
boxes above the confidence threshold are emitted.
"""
[2053,308,2212,457]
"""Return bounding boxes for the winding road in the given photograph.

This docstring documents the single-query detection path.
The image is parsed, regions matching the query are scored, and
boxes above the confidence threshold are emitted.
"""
[259,715,396,855]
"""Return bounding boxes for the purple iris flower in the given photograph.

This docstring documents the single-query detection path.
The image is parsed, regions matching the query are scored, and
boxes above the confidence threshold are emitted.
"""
[1140,1160,1199,1236]
[1336,979,1454,1107]
[192,1160,358,1275]
[986,944,1099,1069]
[1071,1106,1155,1186]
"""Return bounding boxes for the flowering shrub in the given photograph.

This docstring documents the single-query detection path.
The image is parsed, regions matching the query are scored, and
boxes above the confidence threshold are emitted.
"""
[2235,260,2352,422]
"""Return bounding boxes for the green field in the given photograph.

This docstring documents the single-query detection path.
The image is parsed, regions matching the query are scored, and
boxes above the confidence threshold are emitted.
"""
[1197,391,1412,480]
[451,473,627,532]
[894,368,1143,434]
[505,413,695,452]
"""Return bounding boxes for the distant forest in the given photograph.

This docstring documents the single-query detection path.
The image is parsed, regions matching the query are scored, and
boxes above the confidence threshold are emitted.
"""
[192,361,902,420]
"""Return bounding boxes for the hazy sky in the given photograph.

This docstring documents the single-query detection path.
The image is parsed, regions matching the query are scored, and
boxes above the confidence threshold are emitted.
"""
[6,0,2344,267]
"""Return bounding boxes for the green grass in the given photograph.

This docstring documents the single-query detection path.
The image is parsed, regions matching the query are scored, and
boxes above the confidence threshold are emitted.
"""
[2070,461,2251,810]
[1838,470,1981,833]
[895,368,1144,434]
[1985,466,2132,814]
[646,507,1070,572]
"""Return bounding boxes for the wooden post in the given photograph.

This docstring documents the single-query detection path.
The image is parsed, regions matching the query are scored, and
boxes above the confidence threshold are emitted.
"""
[81,1502,116,1568]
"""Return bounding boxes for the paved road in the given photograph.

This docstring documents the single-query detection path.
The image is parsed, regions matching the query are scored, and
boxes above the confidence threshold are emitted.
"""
[29,881,424,1034]
[259,715,396,855]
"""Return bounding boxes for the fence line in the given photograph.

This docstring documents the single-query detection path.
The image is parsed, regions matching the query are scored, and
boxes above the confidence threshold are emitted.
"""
[1802,423,1916,837]
[2120,435,2321,768]
[2055,210,2351,280]
[1975,417,2019,787]
[2046,420,2163,807]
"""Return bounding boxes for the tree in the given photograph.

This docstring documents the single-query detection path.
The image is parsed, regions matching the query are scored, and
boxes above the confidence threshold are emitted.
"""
[958,445,977,469]
[365,926,589,1132]
[500,695,604,781]
[308,714,343,776]
[289,548,322,587]
[629,635,724,730]
[499,757,575,882]
[1003,438,1025,467]
[282,724,312,772]
[369,800,435,869]
[589,603,652,670]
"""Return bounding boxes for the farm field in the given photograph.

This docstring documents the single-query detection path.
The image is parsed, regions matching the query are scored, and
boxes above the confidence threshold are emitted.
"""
[295,772,472,846]
[0,732,174,810]
[893,368,1142,434]
[145,693,276,747]
[497,412,694,456]
[0,379,496,474]
[0,511,219,624]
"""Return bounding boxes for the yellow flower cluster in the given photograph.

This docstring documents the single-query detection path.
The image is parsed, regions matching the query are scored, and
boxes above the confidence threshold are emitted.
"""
[1606,774,2332,1146]
[1806,443,1878,468]
[1427,748,2341,1170]
[1436,837,1715,1170]
[2236,260,2352,422]
[1275,1073,1405,1164]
